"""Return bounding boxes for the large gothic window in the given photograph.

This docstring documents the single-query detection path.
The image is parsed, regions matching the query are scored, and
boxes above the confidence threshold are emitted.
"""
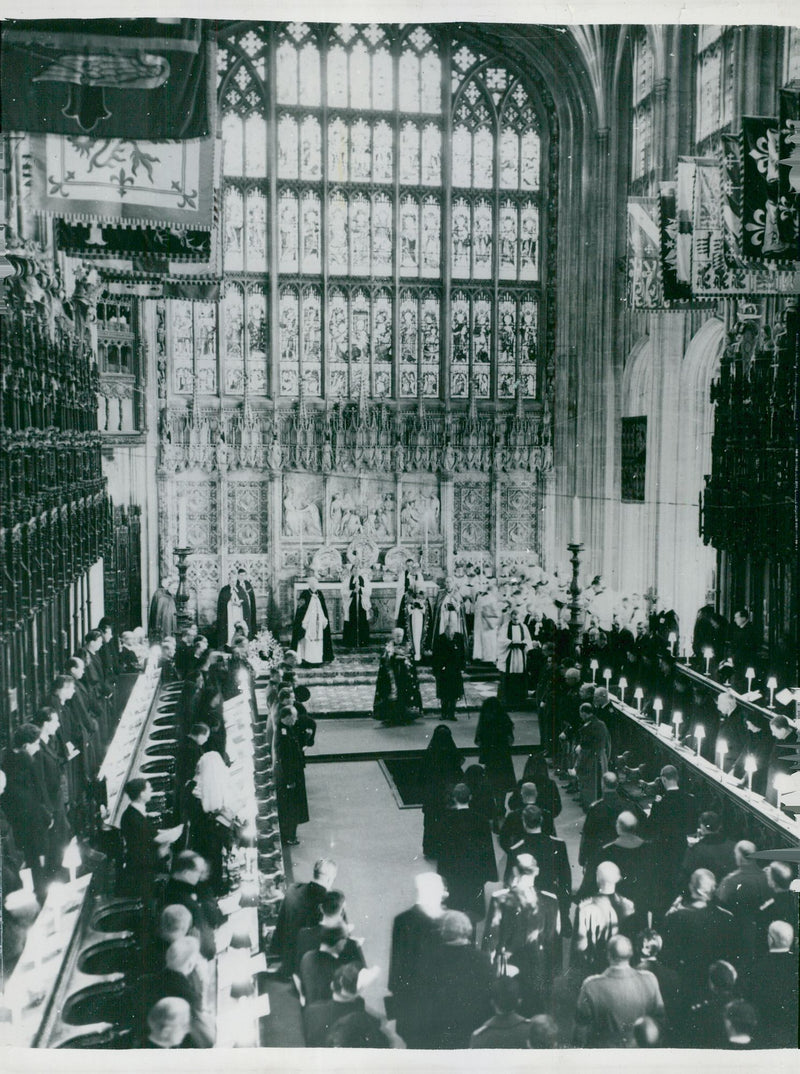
[630,30,654,182]
[694,26,736,154]
[206,23,548,402]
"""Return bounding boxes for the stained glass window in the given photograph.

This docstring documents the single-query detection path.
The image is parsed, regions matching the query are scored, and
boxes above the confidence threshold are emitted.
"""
[694,27,735,150]
[212,23,548,403]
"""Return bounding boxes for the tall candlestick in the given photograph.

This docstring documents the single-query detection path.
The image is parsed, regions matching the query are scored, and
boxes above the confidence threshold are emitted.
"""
[703,647,712,675]
[571,495,581,546]
[668,632,677,657]
[618,677,627,704]
[590,658,598,683]
[694,725,705,757]
[603,668,612,690]
[178,494,187,547]
[716,738,728,772]
[653,698,663,726]
[745,667,755,694]
[634,686,643,713]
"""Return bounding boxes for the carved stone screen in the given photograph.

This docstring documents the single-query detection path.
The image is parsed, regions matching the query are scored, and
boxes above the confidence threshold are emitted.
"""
[621,416,647,502]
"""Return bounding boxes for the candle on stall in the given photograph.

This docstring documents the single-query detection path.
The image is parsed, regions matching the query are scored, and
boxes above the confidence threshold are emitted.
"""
[571,495,581,545]
[653,698,663,726]
[703,647,713,675]
[767,676,778,709]
[603,668,612,690]
[634,687,644,713]
[716,738,728,772]
[744,754,757,793]
[618,676,628,704]
[745,667,755,694]
[590,658,599,684]
[694,725,705,757]
[668,632,677,657]
[672,710,683,740]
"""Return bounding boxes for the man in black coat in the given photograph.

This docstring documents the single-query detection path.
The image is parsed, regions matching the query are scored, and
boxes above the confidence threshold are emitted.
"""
[161,850,224,961]
[387,873,447,1047]
[432,620,465,722]
[579,771,643,869]
[304,963,388,1048]
[436,783,498,919]
[646,764,698,896]
[31,706,72,878]
[500,782,556,856]
[271,858,338,976]
[692,593,729,665]
[660,868,739,1000]
[119,778,179,898]
[415,910,494,1048]
[679,811,737,889]
[580,811,657,916]
[2,724,53,900]
[235,567,258,638]
[298,925,364,1005]
[748,921,799,1048]
[504,806,572,927]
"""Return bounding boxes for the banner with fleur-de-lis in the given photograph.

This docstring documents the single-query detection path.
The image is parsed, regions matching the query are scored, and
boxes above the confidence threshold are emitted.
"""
[29,132,217,229]
[778,89,800,254]
[742,116,795,260]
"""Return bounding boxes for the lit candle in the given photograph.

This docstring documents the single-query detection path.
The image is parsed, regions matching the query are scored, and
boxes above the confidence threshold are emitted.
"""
[668,632,677,657]
[767,676,778,709]
[703,647,713,675]
[618,676,628,704]
[672,710,683,740]
[589,658,599,684]
[745,667,755,694]
[603,668,612,690]
[694,724,705,756]
[634,686,644,713]
[571,495,581,545]
[716,737,728,771]
[177,495,187,547]
[62,839,81,884]
[744,754,757,793]
[653,697,663,726]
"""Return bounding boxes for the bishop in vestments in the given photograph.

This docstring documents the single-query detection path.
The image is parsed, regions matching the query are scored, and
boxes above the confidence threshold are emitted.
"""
[291,573,334,666]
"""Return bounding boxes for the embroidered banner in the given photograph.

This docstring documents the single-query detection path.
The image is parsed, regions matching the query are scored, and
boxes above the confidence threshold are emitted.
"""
[658,182,691,301]
[721,133,743,258]
[29,134,217,229]
[0,20,210,139]
[742,116,794,260]
[55,220,213,262]
[778,89,800,253]
[101,274,220,301]
[691,158,747,295]
[627,197,663,309]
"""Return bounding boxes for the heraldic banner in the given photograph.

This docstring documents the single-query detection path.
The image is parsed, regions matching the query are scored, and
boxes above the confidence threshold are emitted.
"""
[0,19,211,140]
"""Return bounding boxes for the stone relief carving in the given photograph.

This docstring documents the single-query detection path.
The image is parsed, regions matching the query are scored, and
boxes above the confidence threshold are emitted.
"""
[283,474,323,537]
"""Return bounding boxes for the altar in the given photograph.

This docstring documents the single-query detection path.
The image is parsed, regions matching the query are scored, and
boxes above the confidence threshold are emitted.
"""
[292,580,439,637]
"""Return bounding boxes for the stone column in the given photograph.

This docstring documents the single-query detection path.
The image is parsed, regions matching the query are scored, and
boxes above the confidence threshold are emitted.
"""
[267,471,283,631]
[440,473,454,578]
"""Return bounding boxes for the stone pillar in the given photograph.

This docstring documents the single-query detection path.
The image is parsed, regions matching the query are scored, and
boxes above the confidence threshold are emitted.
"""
[267,472,283,631]
[440,473,454,578]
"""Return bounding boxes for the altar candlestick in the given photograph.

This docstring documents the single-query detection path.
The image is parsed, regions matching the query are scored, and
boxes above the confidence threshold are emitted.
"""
[299,526,304,576]
[767,676,778,709]
[672,710,683,740]
[603,668,612,690]
[653,698,663,726]
[745,667,755,694]
[716,738,728,771]
[178,496,187,546]
[694,725,705,756]
[634,686,643,713]
[703,647,713,675]
[744,754,757,793]
[618,677,627,704]
[589,658,599,683]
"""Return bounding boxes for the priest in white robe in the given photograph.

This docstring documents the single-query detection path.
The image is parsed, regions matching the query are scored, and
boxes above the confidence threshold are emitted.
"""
[473,581,501,663]
[291,573,334,666]
[495,609,533,707]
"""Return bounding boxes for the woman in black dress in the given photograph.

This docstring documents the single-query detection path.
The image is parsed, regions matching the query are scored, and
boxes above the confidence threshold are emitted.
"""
[507,752,563,820]
[420,725,463,858]
[274,706,309,846]
[474,696,516,826]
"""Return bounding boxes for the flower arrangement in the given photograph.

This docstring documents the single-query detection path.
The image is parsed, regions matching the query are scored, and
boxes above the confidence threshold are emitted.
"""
[247,628,284,674]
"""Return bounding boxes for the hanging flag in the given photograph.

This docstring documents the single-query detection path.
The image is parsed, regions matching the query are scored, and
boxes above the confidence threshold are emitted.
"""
[721,133,744,258]
[742,116,794,260]
[29,133,218,229]
[627,197,664,309]
[1,19,210,140]
[54,215,217,264]
[676,158,696,285]
[658,182,691,301]
[778,89,800,254]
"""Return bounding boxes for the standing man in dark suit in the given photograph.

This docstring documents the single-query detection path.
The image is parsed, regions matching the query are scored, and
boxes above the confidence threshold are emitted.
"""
[387,873,447,1048]
[647,765,698,902]
[436,783,498,919]
[579,772,643,871]
[679,812,736,889]
[271,858,338,977]
[31,706,71,879]
[119,778,182,898]
[2,724,53,900]
[432,619,465,722]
